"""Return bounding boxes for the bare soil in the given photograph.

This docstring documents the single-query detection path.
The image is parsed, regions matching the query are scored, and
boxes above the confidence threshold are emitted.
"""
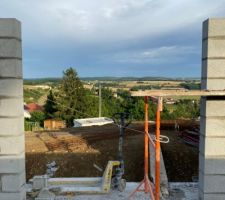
[25,122,198,182]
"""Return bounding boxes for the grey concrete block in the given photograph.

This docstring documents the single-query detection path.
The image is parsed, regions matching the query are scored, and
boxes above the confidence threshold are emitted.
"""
[200,135,225,156]
[200,98,225,117]
[0,98,23,117]
[0,187,26,200]
[33,175,48,190]
[202,59,225,78]
[0,134,24,155]
[0,117,24,136]
[200,116,225,137]
[0,19,21,38]
[199,189,225,200]
[0,153,25,173]
[199,154,225,174]
[0,39,21,58]
[199,172,225,193]
[0,79,23,97]
[2,171,25,192]
[201,78,225,90]
[203,18,225,39]
[0,59,22,78]
[203,39,225,58]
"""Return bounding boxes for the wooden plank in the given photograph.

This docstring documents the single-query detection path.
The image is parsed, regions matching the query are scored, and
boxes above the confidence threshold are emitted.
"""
[131,90,225,97]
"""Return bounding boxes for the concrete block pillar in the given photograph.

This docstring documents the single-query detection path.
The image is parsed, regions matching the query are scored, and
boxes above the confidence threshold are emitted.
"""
[199,18,225,200]
[0,19,26,199]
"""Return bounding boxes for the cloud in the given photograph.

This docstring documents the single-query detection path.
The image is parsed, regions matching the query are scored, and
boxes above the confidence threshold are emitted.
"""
[1,0,224,44]
[0,0,225,78]
[111,45,198,64]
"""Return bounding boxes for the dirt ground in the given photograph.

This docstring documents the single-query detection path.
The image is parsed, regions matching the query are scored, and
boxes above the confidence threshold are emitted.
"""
[25,122,198,182]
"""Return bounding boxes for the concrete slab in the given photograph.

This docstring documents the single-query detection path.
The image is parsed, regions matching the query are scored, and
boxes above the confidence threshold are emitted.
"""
[27,182,198,200]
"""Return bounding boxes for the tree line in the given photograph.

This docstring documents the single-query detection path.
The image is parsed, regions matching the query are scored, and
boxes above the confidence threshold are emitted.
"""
[28,68,200,127]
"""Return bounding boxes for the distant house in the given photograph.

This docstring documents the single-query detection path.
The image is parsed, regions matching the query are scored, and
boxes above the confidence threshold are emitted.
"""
[24,110,31,118]
[24,103,44,113]
[73,117,113,127]
[44,119,66,130]
[164,98,177,105]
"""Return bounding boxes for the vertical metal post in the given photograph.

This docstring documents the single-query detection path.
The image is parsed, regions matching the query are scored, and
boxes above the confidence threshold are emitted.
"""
[144,96,149,193]
[99,82,102,117]
[128,96,155,200]
[155,97,162,200]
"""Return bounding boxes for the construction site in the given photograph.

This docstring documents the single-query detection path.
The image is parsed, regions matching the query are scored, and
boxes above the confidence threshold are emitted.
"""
[0,14,225,200]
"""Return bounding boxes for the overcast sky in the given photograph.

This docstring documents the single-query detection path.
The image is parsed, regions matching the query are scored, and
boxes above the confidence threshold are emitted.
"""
[1,0,225,78]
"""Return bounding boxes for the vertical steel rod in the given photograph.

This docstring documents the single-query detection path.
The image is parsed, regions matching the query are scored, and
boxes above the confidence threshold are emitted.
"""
[155,98,161,200]
[144,96,149,193]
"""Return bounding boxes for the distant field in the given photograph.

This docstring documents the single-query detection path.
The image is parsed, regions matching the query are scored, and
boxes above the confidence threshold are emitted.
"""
[24,79,200,104]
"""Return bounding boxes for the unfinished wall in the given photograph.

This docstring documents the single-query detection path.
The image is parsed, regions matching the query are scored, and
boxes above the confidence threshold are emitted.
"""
[0,19,26,199]
[200,18,225,200]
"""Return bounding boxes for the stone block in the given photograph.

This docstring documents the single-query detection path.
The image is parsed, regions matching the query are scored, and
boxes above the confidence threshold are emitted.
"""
[199,154,225,174]
[202,59,225,78]
[203,39,225,59]
[200,116,225,137]
[199,172,225,193]
[0,187,26,200]
[200,98,225,117]
[0,39,21,58]
[200,135,225,156]
[0,79,23,97]
[0,117,24,136]
[199,189,225,200]
[33,175,48,190]
[0,134,24,155]
[0,19,21,38]
[0,98,23,117]
[2,171,25,192]
[201,78,225,90]
[0,59,22,78]
[0,153,25,173]
[203,18,225,39]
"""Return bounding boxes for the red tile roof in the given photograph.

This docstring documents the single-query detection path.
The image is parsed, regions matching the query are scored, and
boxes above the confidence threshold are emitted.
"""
[24,103,44,113]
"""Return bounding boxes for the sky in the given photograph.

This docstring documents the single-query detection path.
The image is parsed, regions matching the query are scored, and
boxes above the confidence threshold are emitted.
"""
[1,0,225,78]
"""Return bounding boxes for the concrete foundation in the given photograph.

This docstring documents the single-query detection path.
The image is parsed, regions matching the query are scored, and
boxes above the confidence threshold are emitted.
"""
[0,19,26,199]
[199,18,225,199]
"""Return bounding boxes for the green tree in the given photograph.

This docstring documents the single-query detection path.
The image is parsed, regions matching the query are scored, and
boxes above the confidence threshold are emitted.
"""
[44,90,58,119]
[56,68,87,126]
[30,111,45,126]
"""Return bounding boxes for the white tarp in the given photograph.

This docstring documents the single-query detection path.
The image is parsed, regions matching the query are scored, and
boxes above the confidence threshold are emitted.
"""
[73,117,113,127]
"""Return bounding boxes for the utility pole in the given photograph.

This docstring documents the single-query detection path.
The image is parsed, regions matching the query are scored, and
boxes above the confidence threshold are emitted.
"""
[99,82,102,117]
